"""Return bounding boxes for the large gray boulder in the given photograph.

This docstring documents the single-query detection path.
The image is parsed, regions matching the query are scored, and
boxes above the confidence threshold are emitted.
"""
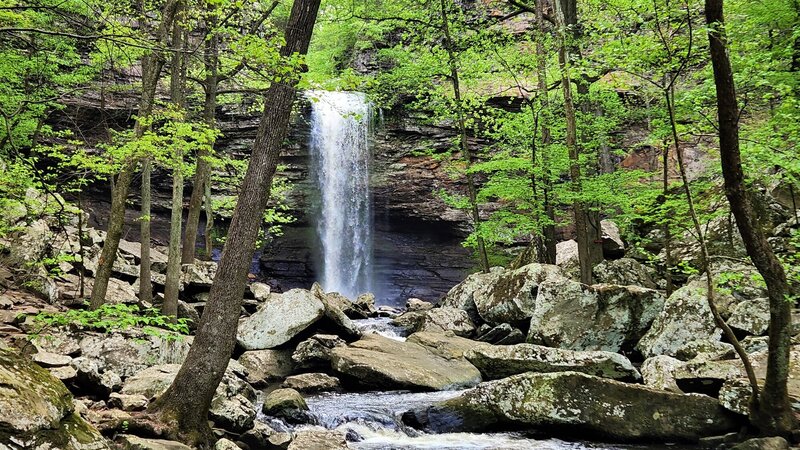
[555,240,580,279]
[439,268,504,323]
[640,355,684,393]
[528,280,665,352]
[472,264,564,325]
[464,343,640,380]
[592,258,658,289]
[77,332,192,379]
[292,334,347,369]
[238,349,294,385]
[419,307,476,336]
[120,363,257,433]
[330,333,482,391]
[411,371,740,441]
[637,280,723,358]
[236,289,325,350]
[0,348,109,449]
[727,298,770,336]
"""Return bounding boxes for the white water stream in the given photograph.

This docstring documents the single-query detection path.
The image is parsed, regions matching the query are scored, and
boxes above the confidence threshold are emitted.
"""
[309,90,374,299]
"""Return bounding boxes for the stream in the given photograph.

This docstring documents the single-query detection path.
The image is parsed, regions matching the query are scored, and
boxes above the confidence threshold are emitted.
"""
[257,319,686,450]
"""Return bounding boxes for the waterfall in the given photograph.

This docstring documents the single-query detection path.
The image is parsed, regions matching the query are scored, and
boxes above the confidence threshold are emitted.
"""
[308,90,373,299]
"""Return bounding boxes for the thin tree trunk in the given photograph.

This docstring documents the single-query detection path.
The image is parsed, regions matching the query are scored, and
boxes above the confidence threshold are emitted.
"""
[204,182,213,258]
[140,158,153,304]
[705,0,795,435]
[535,0,556,265]
[667,87,760,411]
[163,9,188,318]
[182,12,219,264]
[89,0,179,309]
[662,143,673,296]
[554,0,591,284]
[149,0,321,444]
[439,0,490,273]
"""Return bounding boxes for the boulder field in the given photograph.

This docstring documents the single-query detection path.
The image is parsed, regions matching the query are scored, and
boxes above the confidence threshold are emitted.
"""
[1,208,799,448]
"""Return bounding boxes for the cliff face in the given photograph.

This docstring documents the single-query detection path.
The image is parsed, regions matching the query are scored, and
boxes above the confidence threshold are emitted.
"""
[232,99,478,304]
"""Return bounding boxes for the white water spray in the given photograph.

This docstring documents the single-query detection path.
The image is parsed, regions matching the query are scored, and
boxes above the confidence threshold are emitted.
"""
[308,90,373,299]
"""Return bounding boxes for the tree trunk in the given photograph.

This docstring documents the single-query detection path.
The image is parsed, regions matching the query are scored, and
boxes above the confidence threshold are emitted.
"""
[148,0,321,444]
[163,10,188,318]
[140,157,153,304]
[182,12,219,264]
[439,0,490,273]
[89,0,179,309]
[534,0,556,265]
[204,182,213,258]
[705,0,795,435]
[554,0,591,284]
[667,87,761,415]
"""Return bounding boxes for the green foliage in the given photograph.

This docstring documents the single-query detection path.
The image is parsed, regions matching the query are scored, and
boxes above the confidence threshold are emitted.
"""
[28,303,190,341]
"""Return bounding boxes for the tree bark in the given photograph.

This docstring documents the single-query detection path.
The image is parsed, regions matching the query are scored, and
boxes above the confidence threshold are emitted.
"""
[182,11,219,263]
[148,0,321,444]
[89,0,179,309]
[534,0,556,265]
[554,0,591,284]
[140,157,153,305]
[705,0,795,435]
[163,9,188,318]
[439,0,490,273]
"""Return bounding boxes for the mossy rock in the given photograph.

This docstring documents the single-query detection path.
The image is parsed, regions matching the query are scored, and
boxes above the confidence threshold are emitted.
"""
[411,371,741,442]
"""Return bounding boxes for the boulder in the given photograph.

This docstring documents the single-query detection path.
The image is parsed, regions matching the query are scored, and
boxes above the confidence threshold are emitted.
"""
[214,438,240,450]
[528,280,665,352]
[405,331,488,359]
[33,351,73,367]
[117,239,168,274]
[439,268,504,323]
[7,219,52,267]
[292,334,347,369]
[281,373,341,393]
[475,323,525,345]
[77,332,192,379]
[181,261,217,287]
[120,363,256,433]
[236,289,325,350]
[641,355,684,393]
[731,437,790,450]
[675,340,736,362]
[464,343,640,381]
[592,258,658,289]
[353,293,377,317]
[239,422,292,450]
[600,220,625,257]
[555,239,580,279]
[315,289,362,340]
[718,378,752,416]
[472,264,564,326]
[238,349,295,385]
[412,371,740,441]
[0,348,109,449]
[287,429,348,450]
[637,280,723,358]
[108,393,148,412]
[249,282,271,301]
[70,357,123,397]
[727,298,770,336]
[261,388,310,424]
[407,298,434,311]
[330,333,482,391]
[116,435,191,450]
[417,307,476,337]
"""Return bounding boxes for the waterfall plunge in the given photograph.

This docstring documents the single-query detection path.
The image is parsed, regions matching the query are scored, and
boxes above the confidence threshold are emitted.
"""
[309,91,373,299]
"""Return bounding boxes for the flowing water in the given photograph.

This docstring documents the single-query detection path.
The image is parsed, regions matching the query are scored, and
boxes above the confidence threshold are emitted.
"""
[308,90,374,299]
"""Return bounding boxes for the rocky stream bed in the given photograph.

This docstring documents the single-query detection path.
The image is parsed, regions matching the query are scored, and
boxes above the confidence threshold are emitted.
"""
[1,191,799,450]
